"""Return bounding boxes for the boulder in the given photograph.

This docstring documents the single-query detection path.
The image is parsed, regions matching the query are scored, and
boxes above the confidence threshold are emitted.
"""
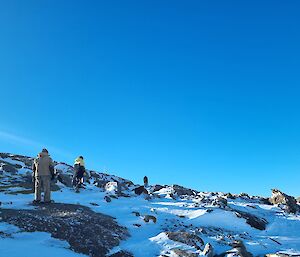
[202,243,214,257]
[172,184,198,196]
[269,189,299,214]
[166,231,204,250]
[104,196,112,203]
[151,184,165,192]
[172,249,198,257]
[1,164,18,174]
[56,172,73,187]
[227,240,253,257]
[143,215,157,223]
[213,197,228,208]
[134,186,148,195]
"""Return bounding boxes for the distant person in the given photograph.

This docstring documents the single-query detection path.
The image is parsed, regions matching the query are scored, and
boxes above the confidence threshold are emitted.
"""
[143,176,149,188]
[32,148,54,204]
[73,156,86,192]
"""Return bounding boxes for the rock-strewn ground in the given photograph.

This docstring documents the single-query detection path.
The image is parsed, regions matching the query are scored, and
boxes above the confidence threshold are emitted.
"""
[1,153,300,257]
[0,203,129,257]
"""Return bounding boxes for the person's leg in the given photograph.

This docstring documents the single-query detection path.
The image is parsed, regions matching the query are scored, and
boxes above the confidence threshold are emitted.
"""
[34,176,41,201]
[43,176,51,202]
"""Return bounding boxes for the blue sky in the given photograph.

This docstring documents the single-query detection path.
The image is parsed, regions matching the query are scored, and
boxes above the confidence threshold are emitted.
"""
[0,1,299,196]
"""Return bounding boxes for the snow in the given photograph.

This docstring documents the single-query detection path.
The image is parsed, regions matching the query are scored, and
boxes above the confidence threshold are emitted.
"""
[0,157,25,167]
[1,155,300,257]
[0,223,85,257]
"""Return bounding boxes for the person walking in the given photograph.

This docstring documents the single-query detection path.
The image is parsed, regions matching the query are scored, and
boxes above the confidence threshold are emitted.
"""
[143,176,149,188]
[73,156,86,192]
[32,148,54,204]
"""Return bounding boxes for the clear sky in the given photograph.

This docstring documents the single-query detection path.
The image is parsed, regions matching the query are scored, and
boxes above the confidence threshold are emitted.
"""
[0,1,299,196]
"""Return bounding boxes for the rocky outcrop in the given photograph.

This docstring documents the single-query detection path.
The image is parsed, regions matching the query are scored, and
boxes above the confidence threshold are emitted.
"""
[109,251,134,257]
[134,186,148,195]
[0,203,129,257]
[90,171,133,190]
[56,172,73,187]
[202,243,214,257]
[269,189,299,214]
[213,197,228,208]
[143,215,157,223]
[166,231,204,250]
[234,210,268,230]
[222,240,253,257]
[151,184,165,192]
[172,184,198,197]
[172,249,198,257]
[1,164,18,174]
[266,253,299,257]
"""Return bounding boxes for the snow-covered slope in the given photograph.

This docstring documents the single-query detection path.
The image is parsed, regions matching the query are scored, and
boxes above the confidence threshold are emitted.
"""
[0,153,300,257]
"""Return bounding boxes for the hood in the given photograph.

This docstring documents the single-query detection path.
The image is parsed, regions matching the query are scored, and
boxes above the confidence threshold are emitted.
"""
[39,152,49,158]
[75,157,85,166]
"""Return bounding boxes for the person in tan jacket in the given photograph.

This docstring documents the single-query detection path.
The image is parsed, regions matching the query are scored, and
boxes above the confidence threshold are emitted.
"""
[32,148,54,204]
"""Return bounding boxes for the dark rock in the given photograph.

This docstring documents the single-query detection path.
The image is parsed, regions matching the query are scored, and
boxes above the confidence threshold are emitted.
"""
[172,184,198,196]
[266,253,299,257]
[229,240,253,257]
[234,210,268,230]
[104,196,112,202]
[143,215,157,223]
[238,193,250,199]
[1,164,18,174]
[172,249,198,257]
[270,189,299,214]
[166,231,204,250]
[224,193,236,199]
[134,186,148,195]
[213,197,227,208]
[57,172,73,187]
[152,184,165,192]
[202,243,214,257]
[110,251,133,257]
[0,203,129,257]
[133,224,141,227]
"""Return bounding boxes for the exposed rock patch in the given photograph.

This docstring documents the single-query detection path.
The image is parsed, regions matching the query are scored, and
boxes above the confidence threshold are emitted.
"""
[0,203,129,257]
[134,186,148,195]
[234,210,268,230]
[270,189,299,214]
[202,243,214,257]
[172,184,198,197]
[109,251,134,257]
[166,231,204,250]
[172,249,198,257]
[216,240,253,257]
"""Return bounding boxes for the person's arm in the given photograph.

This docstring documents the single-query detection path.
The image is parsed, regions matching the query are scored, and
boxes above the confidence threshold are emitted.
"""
[49,158,55,179]
[32,162,36,182]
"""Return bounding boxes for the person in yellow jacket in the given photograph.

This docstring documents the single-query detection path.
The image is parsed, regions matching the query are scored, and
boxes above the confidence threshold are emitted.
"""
[73,156,86,191]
